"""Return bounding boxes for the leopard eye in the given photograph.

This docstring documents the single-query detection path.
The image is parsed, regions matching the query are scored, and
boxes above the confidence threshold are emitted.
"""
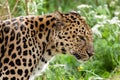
[77,35,85,41]
[79,36,85,41]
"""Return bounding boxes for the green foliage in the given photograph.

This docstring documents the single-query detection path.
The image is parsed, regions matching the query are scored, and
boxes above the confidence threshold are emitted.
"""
[36,54,82,80]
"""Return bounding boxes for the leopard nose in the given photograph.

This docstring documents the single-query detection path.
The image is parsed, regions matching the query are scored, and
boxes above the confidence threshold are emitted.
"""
[86,44,94,57]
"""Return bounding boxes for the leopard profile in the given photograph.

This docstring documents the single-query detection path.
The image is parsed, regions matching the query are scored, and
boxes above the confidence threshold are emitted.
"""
[0,11,94,80]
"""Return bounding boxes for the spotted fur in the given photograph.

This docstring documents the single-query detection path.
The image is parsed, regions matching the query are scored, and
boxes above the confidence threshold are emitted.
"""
[0,11,94,80]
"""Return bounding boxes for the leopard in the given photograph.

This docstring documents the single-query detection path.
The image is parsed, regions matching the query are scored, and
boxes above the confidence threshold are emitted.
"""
[0,11,94,80]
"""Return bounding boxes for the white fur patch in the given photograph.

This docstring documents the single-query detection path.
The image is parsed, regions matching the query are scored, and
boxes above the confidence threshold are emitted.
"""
[29,56,55,80]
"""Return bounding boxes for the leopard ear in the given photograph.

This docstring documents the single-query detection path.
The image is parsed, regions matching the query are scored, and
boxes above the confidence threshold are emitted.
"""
[53,11,63,19]
[53,11,65,30]
[70,10,81,17]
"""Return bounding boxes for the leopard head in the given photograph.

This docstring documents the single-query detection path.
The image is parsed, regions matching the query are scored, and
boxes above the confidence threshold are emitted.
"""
[52,11,94,61]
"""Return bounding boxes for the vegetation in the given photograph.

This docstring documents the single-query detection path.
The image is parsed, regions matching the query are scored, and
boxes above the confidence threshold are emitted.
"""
[0,0,120,80]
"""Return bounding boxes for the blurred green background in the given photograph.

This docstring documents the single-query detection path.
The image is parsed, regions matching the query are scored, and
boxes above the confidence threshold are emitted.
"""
[0,0,120,80]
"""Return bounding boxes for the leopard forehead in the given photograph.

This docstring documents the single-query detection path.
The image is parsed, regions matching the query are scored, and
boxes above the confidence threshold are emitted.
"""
[56,12,92,36]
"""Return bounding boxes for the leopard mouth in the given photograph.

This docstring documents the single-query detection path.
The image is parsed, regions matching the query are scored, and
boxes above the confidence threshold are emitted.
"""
[70,49,92,60]
[72,52,92,61]
[73,53,81,59]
